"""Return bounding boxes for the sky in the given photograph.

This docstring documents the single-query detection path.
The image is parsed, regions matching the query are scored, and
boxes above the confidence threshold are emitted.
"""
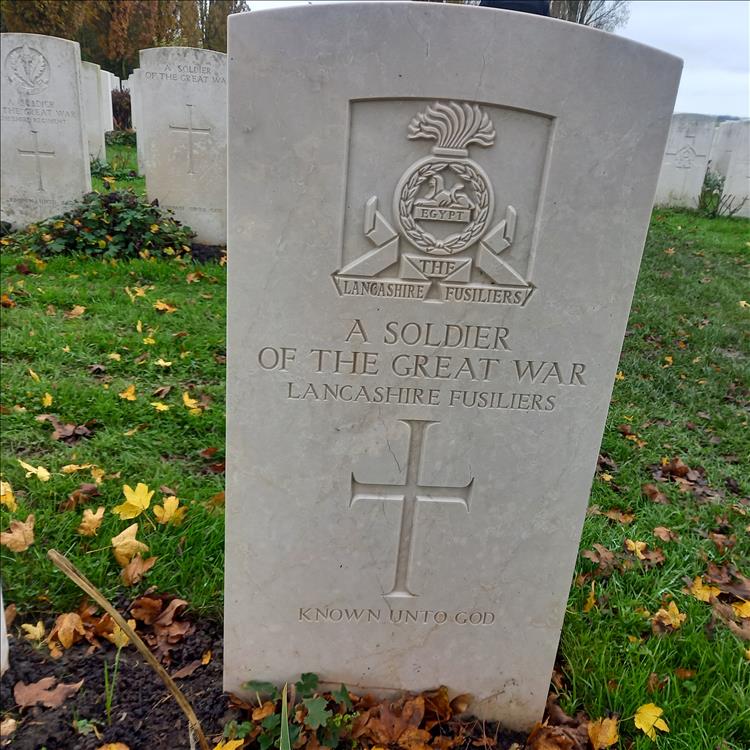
[246,0,749,118]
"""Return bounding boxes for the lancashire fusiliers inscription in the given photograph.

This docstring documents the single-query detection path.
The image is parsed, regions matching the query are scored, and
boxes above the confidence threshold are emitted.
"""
[224,3,681,732]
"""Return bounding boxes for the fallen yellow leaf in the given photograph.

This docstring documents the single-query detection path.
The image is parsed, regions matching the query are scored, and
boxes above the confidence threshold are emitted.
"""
[614,371,625,381]
[119,384,137,401]
[108,352,122,361]
[111,523,149,567]
[61,463,94,474]
[143,336,156,345]
[150,401,170,412]
[583,582,596,613]
[77,507,105,536]
[91,466,106,484]
[182,391,199,409]
[153,495,186,526]
[625,539,647,560]
[732,600,750,619]
[113,483,154,520]
[213,740,244,750]
[28,368,40,382]
[588,716,619,749]
[1,514,35,552]
[104,620,136,649]
[21,621,46,642]
[155,358,172,367]
[634,703,669,740]
[0,480,17,512]
[153,300,177,313]
[42,392,53,407]
[685,576,721,603]
[17,459,50,482]
[651,601,687,632]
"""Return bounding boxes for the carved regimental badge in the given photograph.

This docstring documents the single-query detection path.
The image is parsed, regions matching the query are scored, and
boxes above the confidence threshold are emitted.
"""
[5,44,50,94]
[334,101,535,306]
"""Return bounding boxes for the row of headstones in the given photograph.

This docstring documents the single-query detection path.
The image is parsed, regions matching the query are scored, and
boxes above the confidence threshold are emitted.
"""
[81,61,116,163]
[0,33,226,245]
[654,113,750,217]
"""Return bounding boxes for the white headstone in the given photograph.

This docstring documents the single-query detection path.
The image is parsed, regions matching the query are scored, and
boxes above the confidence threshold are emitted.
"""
[654,113,718,208]
[721,120,750,218]
[99,68,114,132]
[1,33,91,227]
[223,3,681,731]
[81,61,106,162]
[138,47,227,244]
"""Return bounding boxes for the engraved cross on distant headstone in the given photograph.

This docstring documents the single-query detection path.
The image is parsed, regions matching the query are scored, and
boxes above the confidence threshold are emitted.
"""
[350,419,473,600]
[168,104,211,175]
[17,128,55,191]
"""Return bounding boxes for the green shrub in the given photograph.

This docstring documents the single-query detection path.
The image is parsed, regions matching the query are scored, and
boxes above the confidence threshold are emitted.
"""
[3,190,194,260]
[105,129,137,147]
[90,156,138,181]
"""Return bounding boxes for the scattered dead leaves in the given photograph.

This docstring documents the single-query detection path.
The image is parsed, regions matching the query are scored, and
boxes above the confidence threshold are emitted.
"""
[13,676,84,708]
[36,413,98,444]
[121,554,158,586]
[0,514,35,552]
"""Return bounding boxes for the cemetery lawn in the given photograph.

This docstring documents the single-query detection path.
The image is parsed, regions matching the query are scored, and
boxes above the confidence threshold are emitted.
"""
[1,208,749,747]
[91,142,145,196]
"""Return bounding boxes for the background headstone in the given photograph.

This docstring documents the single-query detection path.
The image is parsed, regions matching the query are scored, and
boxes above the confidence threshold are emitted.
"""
[81,61,106,162]
[138,47,227,244]
[654,113,718,208]
[99,68,114,132]
[224,3,681,731]
[708,119,749,177]
[1,33,91,227]
[131,69,145,172]
[721,120,750,218]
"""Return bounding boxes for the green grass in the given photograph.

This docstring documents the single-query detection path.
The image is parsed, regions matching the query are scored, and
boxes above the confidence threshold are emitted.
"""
[91,142,145,196]
[1,206,748,747]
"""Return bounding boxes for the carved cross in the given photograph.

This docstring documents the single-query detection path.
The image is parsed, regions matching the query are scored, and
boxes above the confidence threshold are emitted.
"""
[17,128,55,191]
[168,104,211,175]
[350,419,473,600]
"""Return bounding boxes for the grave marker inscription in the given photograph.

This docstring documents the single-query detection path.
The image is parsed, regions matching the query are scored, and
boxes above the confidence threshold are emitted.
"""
[138,47,227,244]
[224,3,681,731]
[654,113,718,208]
[1,33,91,227]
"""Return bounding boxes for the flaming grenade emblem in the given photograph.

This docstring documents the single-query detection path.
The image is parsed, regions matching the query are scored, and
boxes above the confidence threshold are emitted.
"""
[396,102,495,256]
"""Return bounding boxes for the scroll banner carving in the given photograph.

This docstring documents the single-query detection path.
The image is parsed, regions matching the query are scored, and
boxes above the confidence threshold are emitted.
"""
[333,101,535,307]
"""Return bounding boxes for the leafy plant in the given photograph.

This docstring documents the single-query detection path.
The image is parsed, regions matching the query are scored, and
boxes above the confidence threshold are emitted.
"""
[699,168,748,218]
[3,190,194,260]
[105,129,137,147]
[90,156,137,181]
[241,674,359,750]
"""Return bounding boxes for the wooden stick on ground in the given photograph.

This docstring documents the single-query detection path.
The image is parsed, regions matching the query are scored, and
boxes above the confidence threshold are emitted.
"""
[47,549,210,750]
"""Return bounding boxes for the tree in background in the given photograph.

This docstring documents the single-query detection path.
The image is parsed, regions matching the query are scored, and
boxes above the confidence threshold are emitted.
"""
[179,0,248,52]
[549,0,630,31]
[0,0,96,38]
[0,0,248,77]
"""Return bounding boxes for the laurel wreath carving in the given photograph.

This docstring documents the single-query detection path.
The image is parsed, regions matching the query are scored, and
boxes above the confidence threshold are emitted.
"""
[399,161,490,256]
